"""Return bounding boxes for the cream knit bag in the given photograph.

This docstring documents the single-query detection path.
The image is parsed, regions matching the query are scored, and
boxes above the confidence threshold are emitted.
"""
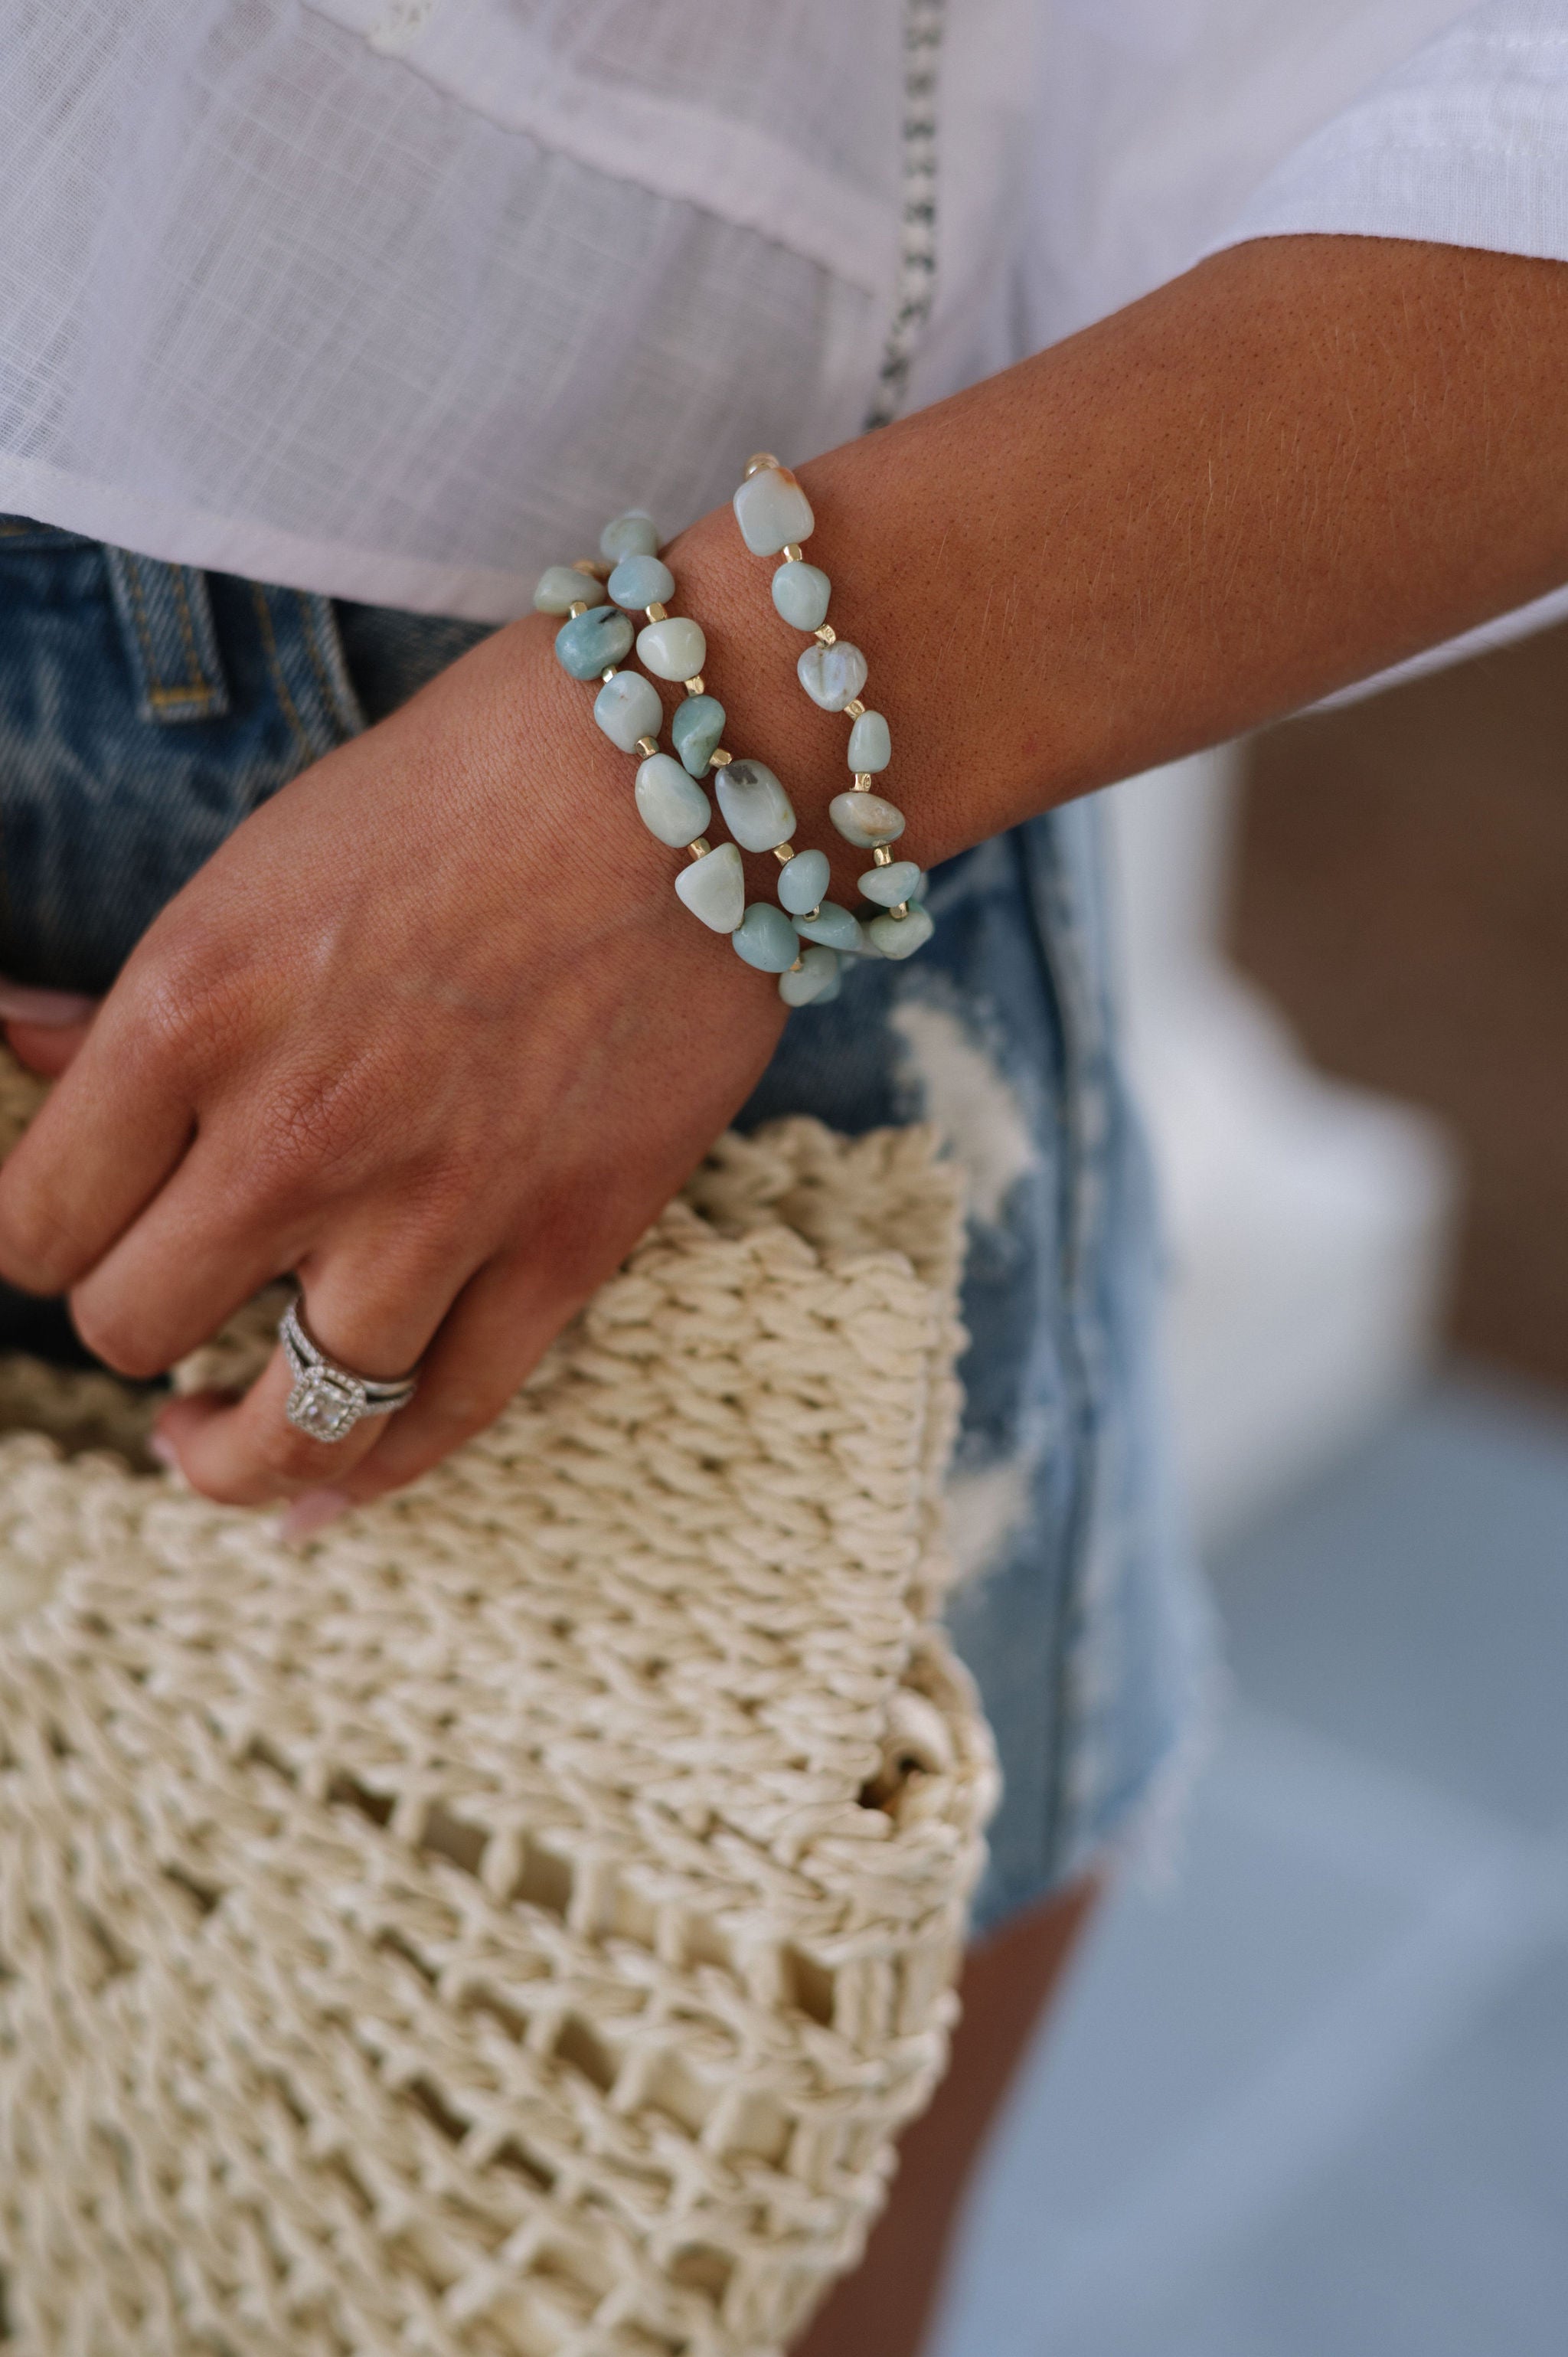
[0,1056,996,2357]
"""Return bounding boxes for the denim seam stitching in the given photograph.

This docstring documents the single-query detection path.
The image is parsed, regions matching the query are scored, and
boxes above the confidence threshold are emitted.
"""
[295,591,355,743]
[123,557,210,713]
[167,569,217,708]
[250,583,312,768]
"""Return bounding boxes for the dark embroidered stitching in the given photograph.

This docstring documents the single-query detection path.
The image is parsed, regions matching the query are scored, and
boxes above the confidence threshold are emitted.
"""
[862,0,943,433]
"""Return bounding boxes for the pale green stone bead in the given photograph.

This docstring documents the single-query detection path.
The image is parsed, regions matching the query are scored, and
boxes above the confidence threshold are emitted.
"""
[599,510,659,561]
[635,754,710,847]
[731,901,799,973]
[847,708,891,771]
[829,789,904,849]
[732,466,815,554]
[675,842,744,933]
[777,848,830,914]
[772,561,831,631]
[779,945,839,1007]
[792,901,863,953]
[858,858,921,907]
[867,904,935,960]
[798,640,868,711]
[671,694,724,777]
[637,615,707,682]
[608,553,675,610]
[717,758,795,852]
[534,564,608,615]
[593,669,662,751]
[557,605,633,680]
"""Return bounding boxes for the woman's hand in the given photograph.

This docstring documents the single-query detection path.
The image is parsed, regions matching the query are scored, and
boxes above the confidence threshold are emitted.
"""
[0,234,1562,1527]
[0,616,786,1522]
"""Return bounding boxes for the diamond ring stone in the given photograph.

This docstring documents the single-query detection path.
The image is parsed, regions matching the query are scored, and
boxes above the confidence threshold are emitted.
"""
[279,1299,420,1441]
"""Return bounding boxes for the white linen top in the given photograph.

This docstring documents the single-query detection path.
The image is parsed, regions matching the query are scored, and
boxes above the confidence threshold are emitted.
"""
[2,0,1566,676]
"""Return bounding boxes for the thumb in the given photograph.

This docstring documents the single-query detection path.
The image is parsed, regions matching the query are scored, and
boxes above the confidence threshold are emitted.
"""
[0,981,100,1077]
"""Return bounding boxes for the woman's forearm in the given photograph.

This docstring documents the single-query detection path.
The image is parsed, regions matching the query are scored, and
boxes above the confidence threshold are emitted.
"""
[670,234,1568,878]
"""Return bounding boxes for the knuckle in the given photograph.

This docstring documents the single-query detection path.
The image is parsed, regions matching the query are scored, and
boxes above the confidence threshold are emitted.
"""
[0,1189,90,1295]
[126,929,243,1076]
[70,1298,172,1381]
[241,1061,391,1210]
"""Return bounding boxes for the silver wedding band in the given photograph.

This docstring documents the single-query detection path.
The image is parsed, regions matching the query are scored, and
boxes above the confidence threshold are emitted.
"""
[279,1298,420,1443]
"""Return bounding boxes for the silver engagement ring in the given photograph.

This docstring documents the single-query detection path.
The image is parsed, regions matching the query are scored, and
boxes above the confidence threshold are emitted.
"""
[279,1299,420,1442]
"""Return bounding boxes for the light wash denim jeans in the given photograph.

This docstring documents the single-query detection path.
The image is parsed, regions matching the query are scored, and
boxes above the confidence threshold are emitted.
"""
[0,517,1214,1930]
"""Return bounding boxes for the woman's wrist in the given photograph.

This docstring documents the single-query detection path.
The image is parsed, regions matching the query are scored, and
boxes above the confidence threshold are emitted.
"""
[673,234,1568,891]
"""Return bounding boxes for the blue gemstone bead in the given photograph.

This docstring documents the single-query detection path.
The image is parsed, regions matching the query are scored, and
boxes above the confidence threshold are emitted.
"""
[675,842,744,933]
[798,641,867,711]
[847,709,892,772]
[671,695,726,778]
[534,564,607,615]
[635,755,710,847]
[557,605,633,680]
[828,789,903,849]
[858,859,921,907]
[792,901,863,952]
[593,669,663,751]
[779,945,839,1007]
[717,759,795,852]
[772,561,831,631]
[599,511,659,561]
[637,615,706,682]
[867,904,935,960]
[731,902,800,973]
[607,553,675,610]
[732,466,815,555]
[777,848,830,915]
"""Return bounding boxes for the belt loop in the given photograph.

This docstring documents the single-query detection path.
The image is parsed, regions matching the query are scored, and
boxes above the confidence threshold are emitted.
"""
[104,547,230,724]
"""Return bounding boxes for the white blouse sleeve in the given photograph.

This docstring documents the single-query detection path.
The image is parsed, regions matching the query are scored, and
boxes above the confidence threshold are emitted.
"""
[1201,0,1568,696]
[1204,0,1568,266]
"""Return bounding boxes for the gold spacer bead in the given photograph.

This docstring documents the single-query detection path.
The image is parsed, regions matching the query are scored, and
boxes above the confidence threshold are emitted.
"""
[684,675,705,696]
[743,451,781,478]
[687,837,711,861]
[645,600,668,623]
[601,667,616,683]
[890,902,910,919]
[781,544,804,564]
[570,557,602,578]
[788,956,805,973]
[873,846,893,867]
[805,904,823,923]
[815,624,836,646]
[844,698,866,720]
[852,773,874,792]
[773,842,796,864]
[567,600,590,618]
[709,747,732,767]
[635,735,659,757]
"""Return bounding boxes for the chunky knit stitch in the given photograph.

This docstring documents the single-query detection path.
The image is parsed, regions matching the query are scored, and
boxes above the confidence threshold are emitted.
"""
[0,1074,995,2357]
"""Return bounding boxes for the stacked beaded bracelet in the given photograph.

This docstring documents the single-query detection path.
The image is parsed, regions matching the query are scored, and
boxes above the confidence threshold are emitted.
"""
[732,454,934,967]
[537,511,845,1005]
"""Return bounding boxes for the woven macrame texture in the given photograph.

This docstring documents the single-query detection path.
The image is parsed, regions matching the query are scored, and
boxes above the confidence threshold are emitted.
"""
[0,1061,996,2357]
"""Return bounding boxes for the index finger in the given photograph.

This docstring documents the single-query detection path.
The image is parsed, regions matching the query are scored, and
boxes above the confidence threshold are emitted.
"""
[0,988,194,1295]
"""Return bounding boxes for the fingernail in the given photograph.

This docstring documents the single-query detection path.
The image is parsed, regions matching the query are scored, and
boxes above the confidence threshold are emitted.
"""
[148,1430,179,1470]
[279,1488,351,1542]
[0,980,99,1026]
